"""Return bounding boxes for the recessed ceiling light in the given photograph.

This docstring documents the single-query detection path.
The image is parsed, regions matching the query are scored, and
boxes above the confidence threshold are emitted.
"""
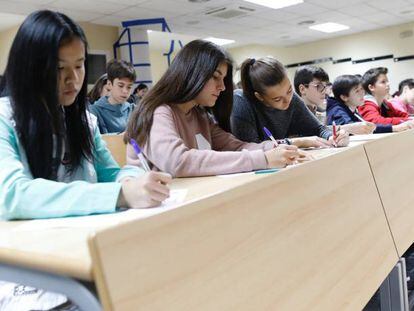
[309,22,349,33]
[243,0,303,10]
[204,37,235,45]
[147,30,153,33]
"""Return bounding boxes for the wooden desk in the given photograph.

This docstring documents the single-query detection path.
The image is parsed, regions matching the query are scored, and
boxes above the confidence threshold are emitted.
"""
[0,134,402,310]
[363,130,414,256]
[0,173,270,282]
[89,145,397,310]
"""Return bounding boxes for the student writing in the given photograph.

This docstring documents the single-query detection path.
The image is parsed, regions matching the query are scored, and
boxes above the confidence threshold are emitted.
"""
[125,40,309,177]
[231,57,349,148]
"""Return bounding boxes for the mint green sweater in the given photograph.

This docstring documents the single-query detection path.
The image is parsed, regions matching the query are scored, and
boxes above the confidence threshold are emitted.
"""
[0,97,142,220]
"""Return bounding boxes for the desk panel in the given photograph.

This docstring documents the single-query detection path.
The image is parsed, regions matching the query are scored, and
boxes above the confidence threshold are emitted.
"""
[364,130,414,256]
[90,145,397,311]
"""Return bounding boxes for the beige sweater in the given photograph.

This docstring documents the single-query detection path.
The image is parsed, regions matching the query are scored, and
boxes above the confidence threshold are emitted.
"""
[126,105,274,177]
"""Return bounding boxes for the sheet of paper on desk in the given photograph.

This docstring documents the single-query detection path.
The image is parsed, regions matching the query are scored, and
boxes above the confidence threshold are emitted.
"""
[14,189,188,231]
[217,172,255,178]
[350,133,393,141]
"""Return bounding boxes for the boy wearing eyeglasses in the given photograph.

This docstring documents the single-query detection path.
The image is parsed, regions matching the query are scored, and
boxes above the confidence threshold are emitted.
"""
[294,66,385,135]
[294,65,329,124]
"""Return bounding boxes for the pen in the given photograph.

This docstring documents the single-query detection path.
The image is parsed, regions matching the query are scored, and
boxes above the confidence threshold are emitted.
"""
[255,168,279,174]
[354,113,366,123]
[332,121,338,147]
[263,127,278,147]
[129,138,151,172]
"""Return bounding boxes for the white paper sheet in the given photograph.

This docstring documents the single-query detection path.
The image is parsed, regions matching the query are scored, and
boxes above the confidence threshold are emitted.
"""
[14,189,188,231]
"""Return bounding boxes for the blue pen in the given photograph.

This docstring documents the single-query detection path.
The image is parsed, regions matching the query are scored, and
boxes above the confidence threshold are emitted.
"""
[255,168,279,174]
[129,138,151,172]
[263,127,278,146]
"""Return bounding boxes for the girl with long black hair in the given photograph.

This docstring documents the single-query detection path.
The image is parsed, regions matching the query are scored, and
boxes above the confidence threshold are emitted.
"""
[0,9,172,310]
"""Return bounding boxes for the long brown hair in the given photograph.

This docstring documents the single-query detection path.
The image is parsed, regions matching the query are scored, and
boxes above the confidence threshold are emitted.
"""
[240,57,286,104]
[125,39,233,145]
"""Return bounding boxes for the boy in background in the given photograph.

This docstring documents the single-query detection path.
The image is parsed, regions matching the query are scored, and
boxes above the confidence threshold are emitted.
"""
[90,59,136,134]
[327,75,412,133]
[294,65,329,124]
[359,67,411,125]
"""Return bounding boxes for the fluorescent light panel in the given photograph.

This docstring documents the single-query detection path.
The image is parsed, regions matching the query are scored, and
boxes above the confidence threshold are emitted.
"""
[204,37,235,46]
[243,0,303,9]
[309,22,350,33]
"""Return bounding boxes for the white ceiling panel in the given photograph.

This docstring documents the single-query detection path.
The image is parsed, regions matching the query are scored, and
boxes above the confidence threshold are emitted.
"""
[306,0,367,9]
[0,0,414,48]
[114,6,170,19]
[9,0,55,5]
[51,0,128,15]
[338,3,383,17]
[90,14,129,26]
[0,0,40,15]
[44,7,103,21]
[102,0,148,5]
[365,0,412,11]
[281,2,330,16]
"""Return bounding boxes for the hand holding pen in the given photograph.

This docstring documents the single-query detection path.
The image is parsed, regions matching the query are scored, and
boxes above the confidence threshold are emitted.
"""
[130,138,151,172]
[117,138,172,208]
[332,121,338,147]
[263,127,278,147]
[262,126,307,167]
[329,123,349,147]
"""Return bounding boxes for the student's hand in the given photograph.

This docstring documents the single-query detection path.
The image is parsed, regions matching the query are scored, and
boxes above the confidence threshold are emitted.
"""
[393,120,414,132]
[343,122,376,135]
[297,149,315,163]
[328,129,349,147]
[265,145,300,168]
[118,172,172,208]
[291,136,331,149]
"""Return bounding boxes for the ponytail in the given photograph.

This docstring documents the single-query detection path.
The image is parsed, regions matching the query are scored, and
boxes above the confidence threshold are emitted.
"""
[240,58,258,103]
[239,57,287,103]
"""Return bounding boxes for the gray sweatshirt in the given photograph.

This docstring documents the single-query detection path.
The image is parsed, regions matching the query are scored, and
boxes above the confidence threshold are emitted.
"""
[231,89,332,143]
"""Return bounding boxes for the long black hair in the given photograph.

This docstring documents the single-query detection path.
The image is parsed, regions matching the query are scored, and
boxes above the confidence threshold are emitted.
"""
[126,39,234,145]
[2,10,93,180]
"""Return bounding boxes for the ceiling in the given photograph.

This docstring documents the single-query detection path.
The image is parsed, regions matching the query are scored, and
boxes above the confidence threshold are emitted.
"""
[0,0,414,47]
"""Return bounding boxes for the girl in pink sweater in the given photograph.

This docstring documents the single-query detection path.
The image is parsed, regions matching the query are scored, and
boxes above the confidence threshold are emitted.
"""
[126,40,310,177]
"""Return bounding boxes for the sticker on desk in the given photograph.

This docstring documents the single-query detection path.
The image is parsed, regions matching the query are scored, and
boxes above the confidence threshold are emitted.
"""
[13,189,188,231]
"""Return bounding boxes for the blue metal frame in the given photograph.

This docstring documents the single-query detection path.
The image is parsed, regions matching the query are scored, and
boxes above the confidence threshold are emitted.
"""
[163,39,184,66]
[114,17,185,85]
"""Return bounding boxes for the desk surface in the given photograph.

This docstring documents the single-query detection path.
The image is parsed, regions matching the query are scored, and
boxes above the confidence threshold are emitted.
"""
[90,144,397,311]
[0,133,396,283]
[363,130,414,255]
[0,172,271,281]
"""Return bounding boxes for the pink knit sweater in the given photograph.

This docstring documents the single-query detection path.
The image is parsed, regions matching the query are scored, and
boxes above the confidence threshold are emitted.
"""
[126,105,274,177]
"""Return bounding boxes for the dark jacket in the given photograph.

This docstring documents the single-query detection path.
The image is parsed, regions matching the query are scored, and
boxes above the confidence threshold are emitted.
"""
[326,97,392,133]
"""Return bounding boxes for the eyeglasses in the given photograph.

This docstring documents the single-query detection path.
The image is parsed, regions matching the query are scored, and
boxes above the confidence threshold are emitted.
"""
[305,82,327,93]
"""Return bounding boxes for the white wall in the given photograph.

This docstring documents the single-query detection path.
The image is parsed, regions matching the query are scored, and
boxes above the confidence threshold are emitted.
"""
[229,21,414,93]
[148,31,196,83]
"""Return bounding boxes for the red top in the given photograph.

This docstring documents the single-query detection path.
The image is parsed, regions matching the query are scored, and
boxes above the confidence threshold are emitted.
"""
[358,98,409,125]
